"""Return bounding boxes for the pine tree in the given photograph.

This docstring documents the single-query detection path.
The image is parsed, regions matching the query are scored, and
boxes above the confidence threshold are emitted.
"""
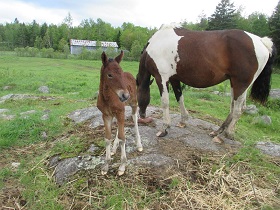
[269,0,280,63]
[207,0,237,30]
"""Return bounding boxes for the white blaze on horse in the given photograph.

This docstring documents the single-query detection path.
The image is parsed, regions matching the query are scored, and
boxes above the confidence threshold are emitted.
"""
[136,23,276,141]
[97,51,143,176]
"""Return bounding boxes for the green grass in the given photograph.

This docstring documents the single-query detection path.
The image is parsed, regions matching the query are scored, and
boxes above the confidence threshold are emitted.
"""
[0,52,279,209]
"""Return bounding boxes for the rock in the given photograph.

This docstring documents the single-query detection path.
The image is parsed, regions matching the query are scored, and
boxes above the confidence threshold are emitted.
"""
[41,114,49,120]
[38,86,49,93]
[0,109,9,114]
[269,89,280,99]
[87,144,98,153]
[253,115,272,125]
[41,131,48,139]
[0,94,39,103]
[68,107,102,124]
[20,110,36,118]
[244,104,258,115]
[3,86,12,90]
[54,156,103,185]
[11,162,20,168]
[256,142,280,157]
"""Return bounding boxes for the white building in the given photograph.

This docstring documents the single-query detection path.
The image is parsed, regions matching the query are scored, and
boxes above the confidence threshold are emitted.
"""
[70,39,118,55]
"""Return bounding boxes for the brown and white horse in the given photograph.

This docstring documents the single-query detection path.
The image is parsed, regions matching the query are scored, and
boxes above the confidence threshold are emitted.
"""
[97,51,143,176]
[136,23,276,141]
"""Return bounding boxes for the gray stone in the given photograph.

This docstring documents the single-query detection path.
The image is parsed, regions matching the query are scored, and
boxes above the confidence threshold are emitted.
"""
[0,94,39,103]
[253,115,272,125]
[54,155,103,185]
[38,86,49,93]
[256,142,280,157]
[41,114,49,120]
[0,109,9,114]
[20,110,36,119]
[244,104,258,115]
[11,162,20,168]
[270,89,280,99]
[68,107,102,124]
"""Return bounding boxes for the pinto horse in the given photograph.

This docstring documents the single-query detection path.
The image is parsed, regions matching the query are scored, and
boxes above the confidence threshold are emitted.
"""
[136,23,276,141]
[97,51,143,176]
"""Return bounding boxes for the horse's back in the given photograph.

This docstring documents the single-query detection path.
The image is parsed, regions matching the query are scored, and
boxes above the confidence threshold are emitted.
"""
[144,27,268,88]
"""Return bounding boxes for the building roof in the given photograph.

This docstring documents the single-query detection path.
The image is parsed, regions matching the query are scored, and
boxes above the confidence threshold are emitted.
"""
[70,39,118,48]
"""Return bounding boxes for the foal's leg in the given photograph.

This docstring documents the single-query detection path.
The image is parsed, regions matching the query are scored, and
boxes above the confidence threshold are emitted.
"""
[115,112,127,176]
[170,78,189,127]
[101,115,113,175]
[131,105,143,151]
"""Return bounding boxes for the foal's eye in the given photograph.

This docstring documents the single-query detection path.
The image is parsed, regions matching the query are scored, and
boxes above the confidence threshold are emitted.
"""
[107,74,113,79]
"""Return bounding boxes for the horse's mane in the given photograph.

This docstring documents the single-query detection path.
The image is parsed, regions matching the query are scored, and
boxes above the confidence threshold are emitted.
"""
[159,22,182,30]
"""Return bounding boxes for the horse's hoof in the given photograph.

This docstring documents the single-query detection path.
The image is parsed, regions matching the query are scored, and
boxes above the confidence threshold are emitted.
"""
[176,122,186,128]
[209,131,218,137]
[118,170,125,176]
[212,136,224,144]
[137,147,143,152]
[138,117,153,124]
[156,130,168,137]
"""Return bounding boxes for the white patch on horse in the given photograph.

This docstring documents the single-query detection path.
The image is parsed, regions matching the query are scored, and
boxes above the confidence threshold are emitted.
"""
[146,24,183,87]
[244,32,271,84]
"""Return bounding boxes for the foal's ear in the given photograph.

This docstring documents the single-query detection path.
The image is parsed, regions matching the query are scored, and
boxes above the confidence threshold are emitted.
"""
[115,50,124,64]
[101,51,108,65]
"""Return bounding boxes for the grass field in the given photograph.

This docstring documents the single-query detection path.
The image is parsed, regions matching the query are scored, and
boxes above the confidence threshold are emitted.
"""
[0,53,280,209]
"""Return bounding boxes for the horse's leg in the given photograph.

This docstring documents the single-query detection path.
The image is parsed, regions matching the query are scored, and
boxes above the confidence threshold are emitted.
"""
[210,88,234,137]
[101,114,113,175]
[157,81,170,137]
[213,90,247,141]
[223,91,247,138]
[115,111,127,176]
[169,78,189,127]
[132,105,143,151]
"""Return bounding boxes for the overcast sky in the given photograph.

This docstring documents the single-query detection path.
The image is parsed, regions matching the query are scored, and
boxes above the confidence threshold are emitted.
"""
[0,0,278,28]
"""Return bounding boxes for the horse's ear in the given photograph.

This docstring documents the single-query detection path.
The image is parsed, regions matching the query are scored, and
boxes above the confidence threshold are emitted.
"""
[150,78,154,85]
[115,50,124,64]
[101,51,108,65]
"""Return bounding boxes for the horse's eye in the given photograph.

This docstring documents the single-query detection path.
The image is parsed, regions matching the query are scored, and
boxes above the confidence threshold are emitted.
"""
[107,74,113,79]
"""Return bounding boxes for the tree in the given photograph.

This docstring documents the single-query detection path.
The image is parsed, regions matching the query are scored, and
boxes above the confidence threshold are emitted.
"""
[207,0,237,30]
[269,0,280,63]
[249,13,270,37]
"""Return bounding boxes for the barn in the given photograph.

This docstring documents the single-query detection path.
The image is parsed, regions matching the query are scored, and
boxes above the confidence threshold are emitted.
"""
[70,39,118,55]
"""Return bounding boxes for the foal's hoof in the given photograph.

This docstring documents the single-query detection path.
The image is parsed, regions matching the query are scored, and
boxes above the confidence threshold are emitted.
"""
[176,122,186,128]
[156,130,168,137]
[118,170,125,176]
[101,170,108,175]
[209,131,218,137]
[137,147,143,152]
[212,136,224,144]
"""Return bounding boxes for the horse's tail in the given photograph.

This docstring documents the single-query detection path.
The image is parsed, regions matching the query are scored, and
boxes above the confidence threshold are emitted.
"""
[250,37,277,104]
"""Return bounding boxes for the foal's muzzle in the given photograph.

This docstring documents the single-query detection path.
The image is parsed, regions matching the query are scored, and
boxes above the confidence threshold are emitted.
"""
[117,90,130,102]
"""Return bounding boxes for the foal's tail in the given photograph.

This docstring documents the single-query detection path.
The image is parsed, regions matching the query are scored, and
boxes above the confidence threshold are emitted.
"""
[250,38,277,104]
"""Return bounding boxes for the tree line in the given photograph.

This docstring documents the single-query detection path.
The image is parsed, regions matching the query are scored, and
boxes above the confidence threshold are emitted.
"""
[0,0,279,62]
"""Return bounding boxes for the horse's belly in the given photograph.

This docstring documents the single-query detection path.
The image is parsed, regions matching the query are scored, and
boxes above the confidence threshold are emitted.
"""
[178,72,228,88]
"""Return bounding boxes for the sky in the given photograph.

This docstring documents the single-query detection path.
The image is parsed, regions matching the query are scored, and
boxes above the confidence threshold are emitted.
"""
[0,0,278,28]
